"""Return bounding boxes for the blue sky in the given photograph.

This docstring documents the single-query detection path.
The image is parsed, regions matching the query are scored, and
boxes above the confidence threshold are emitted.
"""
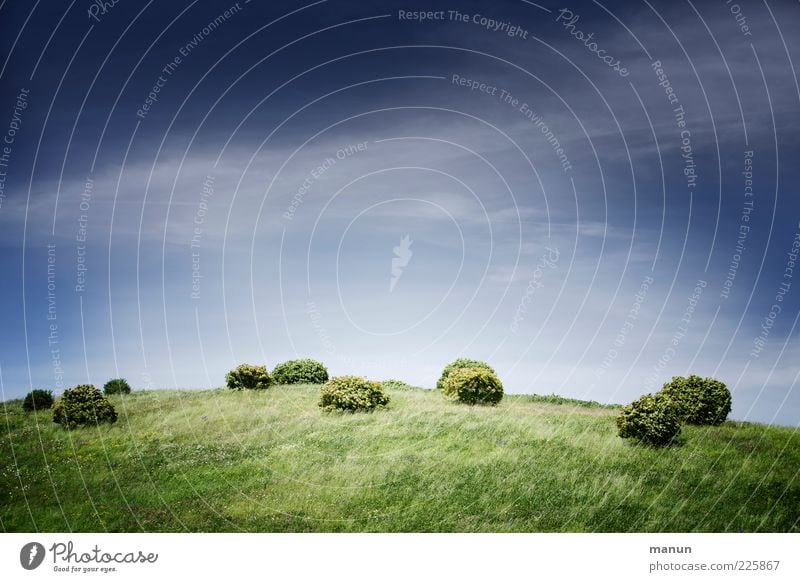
[1,0,799,425]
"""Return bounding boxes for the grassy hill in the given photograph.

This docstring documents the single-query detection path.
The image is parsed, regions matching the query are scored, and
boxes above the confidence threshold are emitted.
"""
[1,384,798,532]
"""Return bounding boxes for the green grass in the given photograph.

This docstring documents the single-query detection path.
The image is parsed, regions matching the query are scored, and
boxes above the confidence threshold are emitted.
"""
[1,385,798,532]
[519,393,621,409]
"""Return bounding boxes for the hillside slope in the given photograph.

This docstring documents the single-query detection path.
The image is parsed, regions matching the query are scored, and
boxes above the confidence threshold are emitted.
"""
[1,385,798,532]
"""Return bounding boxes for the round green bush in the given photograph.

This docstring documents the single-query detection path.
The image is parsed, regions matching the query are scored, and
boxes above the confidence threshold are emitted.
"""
[225,364,272,390]
[318,376,389,412]
[659,375,732,426]
[436,358,495,390]
[441,367,504,405]
[22,389,54,412]
[380,379,412,390]
[272,359,329,385]
[103,378,131,395]
[52,385,118,429]
[616,392,681,447]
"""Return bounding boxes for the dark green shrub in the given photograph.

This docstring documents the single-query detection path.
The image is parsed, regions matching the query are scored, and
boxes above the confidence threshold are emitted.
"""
[22,389,54,412]
[616,392,681,446]
[103,378,131,395]
[441,367,504,405]
[52,385,118,429]
[225,364,272,390]
[272,359,329,384]
[436,358,495,390]
[659,375,732,426]
[318,376,389,412]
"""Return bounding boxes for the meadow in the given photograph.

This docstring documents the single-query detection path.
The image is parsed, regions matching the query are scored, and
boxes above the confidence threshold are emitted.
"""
[1,384,798,532]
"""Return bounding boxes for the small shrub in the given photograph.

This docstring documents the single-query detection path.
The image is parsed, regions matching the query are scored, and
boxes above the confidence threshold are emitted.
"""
[380,379,413,390]
[318,376,389,412]
[52,385,117,429]
[436,358,495,390]
[22,389,54,412]
[616,392,681,447]
[103,378,131,395]
[441,367,504,405]
[659,375,732,426]
[225,364,272,390]
[272,359,329,385]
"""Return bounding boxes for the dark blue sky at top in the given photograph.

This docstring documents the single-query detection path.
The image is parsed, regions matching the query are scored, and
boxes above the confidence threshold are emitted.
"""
[0,0,799,425]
